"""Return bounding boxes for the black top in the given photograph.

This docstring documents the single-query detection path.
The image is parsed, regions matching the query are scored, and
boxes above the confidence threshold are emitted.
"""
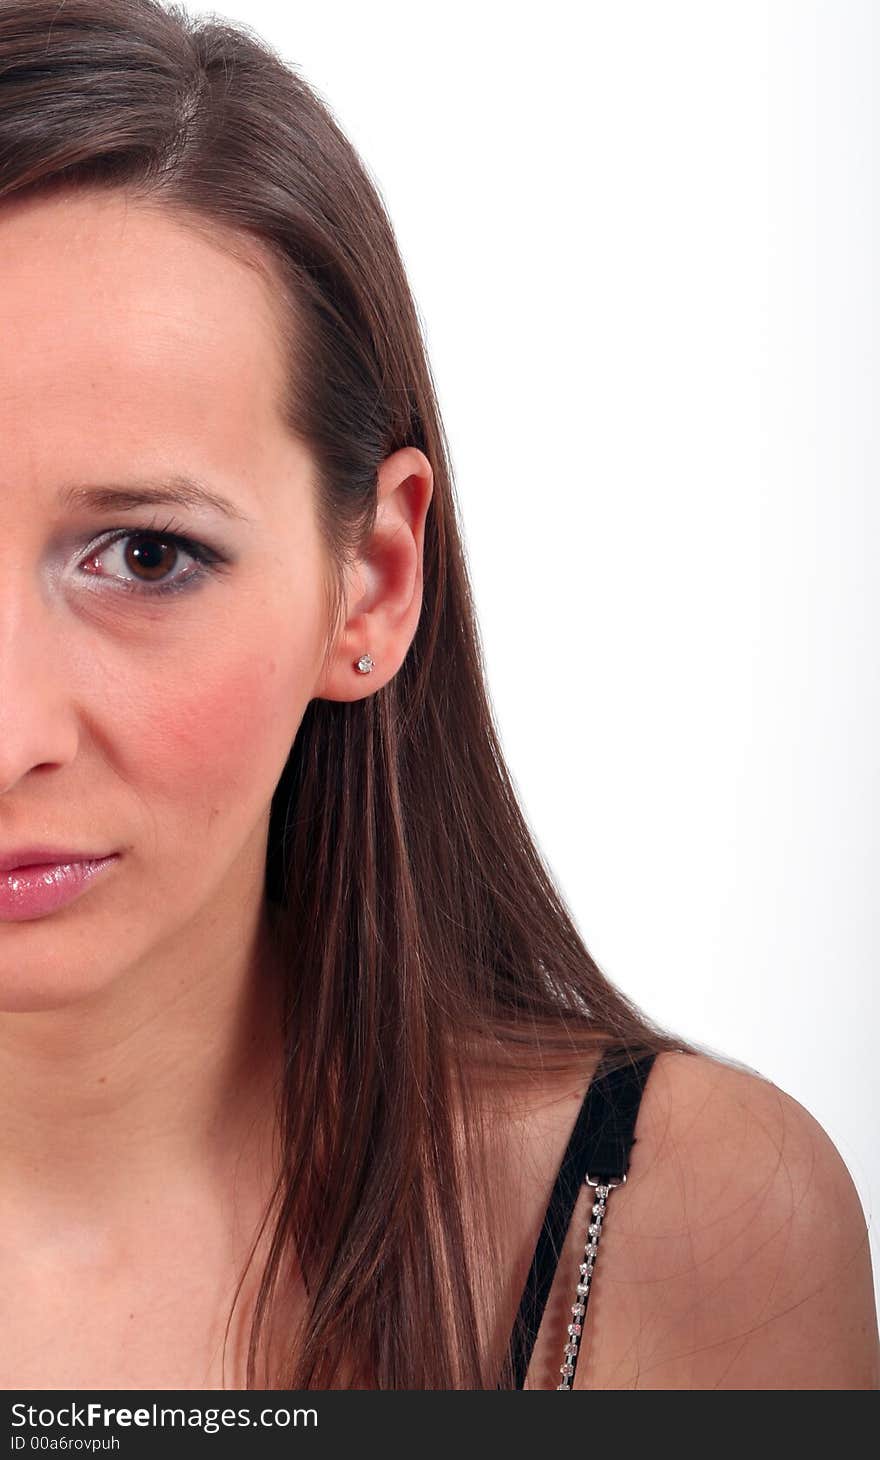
[501,1047,658,1389]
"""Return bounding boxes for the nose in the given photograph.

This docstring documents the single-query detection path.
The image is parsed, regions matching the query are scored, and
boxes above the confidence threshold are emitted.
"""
[0,575,80,795]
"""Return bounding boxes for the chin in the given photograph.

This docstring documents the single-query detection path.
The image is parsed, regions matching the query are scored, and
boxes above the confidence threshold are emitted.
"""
[0,944,119,1014]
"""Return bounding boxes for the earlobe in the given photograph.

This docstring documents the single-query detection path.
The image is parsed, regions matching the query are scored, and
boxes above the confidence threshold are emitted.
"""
[312,639,380,703]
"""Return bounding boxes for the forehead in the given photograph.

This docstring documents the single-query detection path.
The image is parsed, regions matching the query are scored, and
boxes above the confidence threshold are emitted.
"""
[0,188,291,506]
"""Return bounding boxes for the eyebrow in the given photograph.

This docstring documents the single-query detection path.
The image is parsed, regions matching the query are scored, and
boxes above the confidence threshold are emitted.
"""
[57,475,254,524]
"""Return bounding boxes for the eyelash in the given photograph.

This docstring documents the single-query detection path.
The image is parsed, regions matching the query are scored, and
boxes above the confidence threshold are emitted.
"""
[80,517,230,598]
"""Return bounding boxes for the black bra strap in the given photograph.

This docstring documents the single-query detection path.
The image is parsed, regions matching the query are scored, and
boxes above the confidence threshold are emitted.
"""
[505,1049,657,1389]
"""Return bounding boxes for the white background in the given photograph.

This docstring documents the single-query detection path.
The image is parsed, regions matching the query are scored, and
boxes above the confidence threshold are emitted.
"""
[192,1,879,1308]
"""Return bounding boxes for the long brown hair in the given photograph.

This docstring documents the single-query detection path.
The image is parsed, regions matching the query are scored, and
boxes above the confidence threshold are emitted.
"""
[0,0,701,1388]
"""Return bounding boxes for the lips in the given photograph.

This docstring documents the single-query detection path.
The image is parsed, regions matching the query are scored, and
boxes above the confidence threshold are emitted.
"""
[0,847,115,874]
[0,853,120,921]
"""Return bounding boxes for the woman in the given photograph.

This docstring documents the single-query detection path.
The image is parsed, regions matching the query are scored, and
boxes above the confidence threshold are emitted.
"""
[0,0,876,1391]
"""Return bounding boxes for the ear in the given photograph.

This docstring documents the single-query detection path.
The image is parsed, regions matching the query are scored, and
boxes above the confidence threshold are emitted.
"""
[313,445,434,702]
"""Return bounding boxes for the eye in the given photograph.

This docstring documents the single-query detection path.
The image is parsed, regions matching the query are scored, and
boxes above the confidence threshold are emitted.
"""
[79,522,228,597]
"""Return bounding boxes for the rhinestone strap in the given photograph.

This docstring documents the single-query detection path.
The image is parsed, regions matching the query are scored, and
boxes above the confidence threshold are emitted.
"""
[556,1174,622,1390]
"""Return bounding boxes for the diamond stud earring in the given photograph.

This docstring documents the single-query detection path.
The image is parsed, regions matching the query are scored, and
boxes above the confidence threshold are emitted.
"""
[355,653,375,674]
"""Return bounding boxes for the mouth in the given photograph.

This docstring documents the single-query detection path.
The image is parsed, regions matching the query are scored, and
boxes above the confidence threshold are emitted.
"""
[0,854,120,923]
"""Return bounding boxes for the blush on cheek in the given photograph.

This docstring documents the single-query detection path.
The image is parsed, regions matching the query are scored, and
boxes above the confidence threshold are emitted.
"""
[130,653,306,812]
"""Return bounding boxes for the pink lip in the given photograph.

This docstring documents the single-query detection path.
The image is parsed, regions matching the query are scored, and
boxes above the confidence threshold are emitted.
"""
[0,846,114,874]
[0,855,120,922]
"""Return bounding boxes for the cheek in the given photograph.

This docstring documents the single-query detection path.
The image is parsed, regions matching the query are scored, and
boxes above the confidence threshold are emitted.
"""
[120,647,304,820]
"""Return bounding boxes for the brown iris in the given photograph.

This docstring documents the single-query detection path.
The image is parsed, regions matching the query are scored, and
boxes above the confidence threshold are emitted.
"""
[123,534,179,582]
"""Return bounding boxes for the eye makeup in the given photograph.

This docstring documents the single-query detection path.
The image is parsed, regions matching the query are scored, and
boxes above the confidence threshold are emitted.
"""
[77,516,233,599]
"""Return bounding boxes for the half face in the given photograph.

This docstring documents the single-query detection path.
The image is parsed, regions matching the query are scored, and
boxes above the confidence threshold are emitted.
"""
[0,186,333,1011]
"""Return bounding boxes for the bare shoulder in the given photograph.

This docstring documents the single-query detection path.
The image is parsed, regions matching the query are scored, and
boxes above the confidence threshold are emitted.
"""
[576,1050,880,1390]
